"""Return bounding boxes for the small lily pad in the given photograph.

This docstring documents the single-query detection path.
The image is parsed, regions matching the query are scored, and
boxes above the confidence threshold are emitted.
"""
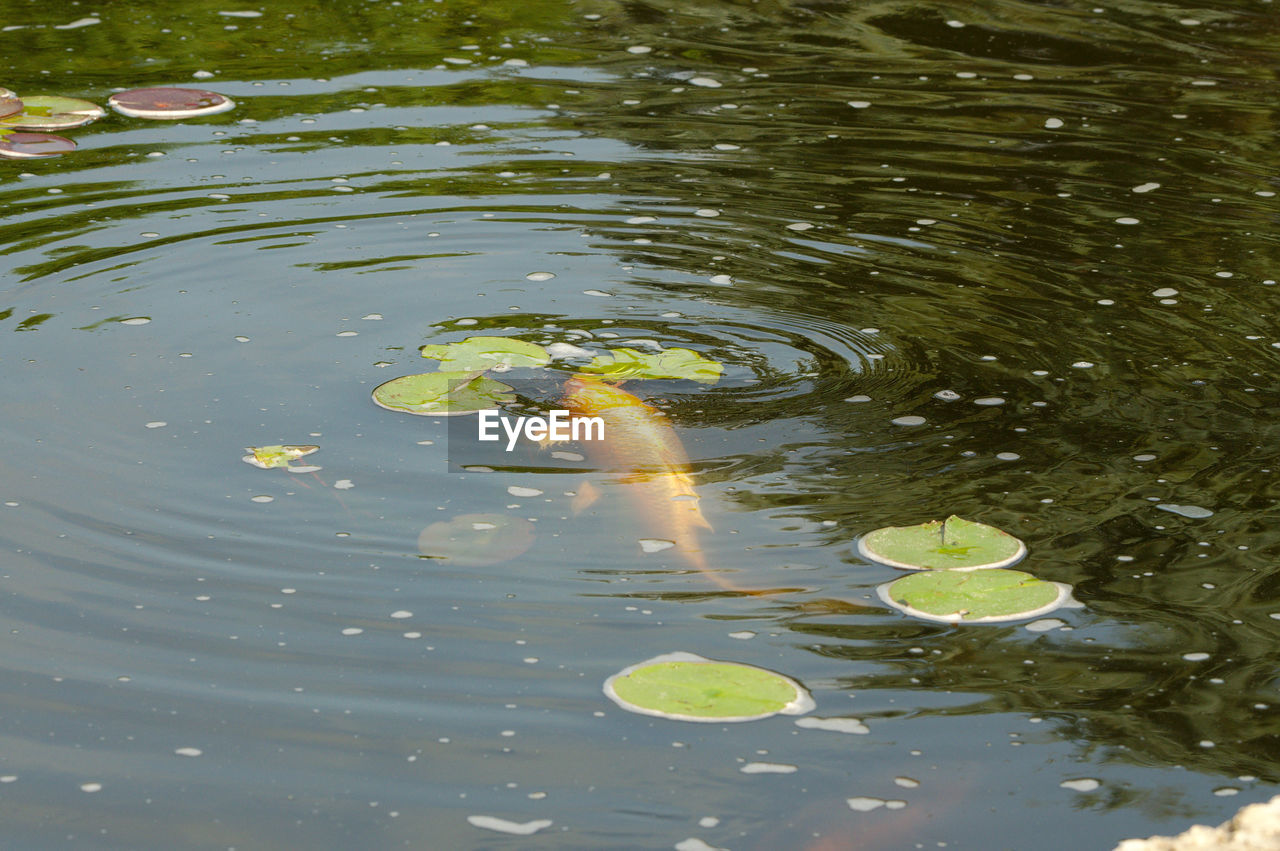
[877,568,1072,624]
[242,444,320,470]
[1,96,105,130]
[372,371,515,416]
[603,651,815,722]
[857,515,1026,571]
[417,513,536,566]
[0,130,76,159]
[419,336,550,372]
[107,87,235,119]
[0,96,21,119]
[581,347,723,384]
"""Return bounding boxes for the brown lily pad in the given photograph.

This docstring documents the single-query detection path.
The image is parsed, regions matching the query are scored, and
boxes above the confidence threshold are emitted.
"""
[107,87,235,119]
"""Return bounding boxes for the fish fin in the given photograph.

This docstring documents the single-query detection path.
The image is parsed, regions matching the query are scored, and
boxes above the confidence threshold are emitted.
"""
[571,480,601,514]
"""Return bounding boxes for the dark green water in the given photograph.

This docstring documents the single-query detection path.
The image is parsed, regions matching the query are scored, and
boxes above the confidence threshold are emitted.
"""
[3,0,1280,848]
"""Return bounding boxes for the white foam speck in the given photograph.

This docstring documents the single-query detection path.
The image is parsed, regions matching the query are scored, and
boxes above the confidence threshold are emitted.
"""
[466,816,553,835]
[507,486,543,498]
[740,762,797,774]
[795,716,869,735]
[1156,503,1213,519]
[1061,778,1100,792]
[54,17,100,29]
[675,839,725,851]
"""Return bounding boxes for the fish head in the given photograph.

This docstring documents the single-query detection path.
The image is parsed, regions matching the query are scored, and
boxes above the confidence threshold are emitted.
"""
[563,374,633,414]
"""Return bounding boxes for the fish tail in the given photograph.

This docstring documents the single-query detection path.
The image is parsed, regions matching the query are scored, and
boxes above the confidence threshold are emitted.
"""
[679,542,789,598]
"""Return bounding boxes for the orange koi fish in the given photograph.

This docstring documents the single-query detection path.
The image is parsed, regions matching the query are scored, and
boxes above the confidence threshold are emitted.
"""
[563,374,765,594]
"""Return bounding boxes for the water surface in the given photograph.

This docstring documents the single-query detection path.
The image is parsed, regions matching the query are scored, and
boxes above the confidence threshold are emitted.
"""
[3,0,1280,848]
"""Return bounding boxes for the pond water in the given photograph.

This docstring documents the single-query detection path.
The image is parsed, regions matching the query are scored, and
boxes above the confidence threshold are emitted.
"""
[4,0,1280,848]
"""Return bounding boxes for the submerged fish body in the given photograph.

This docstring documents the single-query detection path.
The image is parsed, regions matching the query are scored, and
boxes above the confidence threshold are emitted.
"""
[562,375,714,573]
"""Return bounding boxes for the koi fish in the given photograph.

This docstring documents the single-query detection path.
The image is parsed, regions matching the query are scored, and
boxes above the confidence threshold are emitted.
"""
[563,374,769,594]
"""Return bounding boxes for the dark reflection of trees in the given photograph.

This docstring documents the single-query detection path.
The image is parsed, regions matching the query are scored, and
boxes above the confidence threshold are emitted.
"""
[780,595,1280,785]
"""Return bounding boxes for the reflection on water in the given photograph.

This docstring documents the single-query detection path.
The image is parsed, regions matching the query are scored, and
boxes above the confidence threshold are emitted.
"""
[3,0,1280,847]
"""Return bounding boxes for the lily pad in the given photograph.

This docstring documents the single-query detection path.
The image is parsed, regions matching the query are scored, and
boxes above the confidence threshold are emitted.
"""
[417,513,536,566]
[603,651,815,722]
[419,336,550,372]
[242,444,320,470]
[107,87,235,119]
[581,347,723,384]
[0,130,76,159]
[372,371,515,416]
[857,515,1026,571]
[877,568,1073,624]
[1,96,105,130]
[0,96,21,119]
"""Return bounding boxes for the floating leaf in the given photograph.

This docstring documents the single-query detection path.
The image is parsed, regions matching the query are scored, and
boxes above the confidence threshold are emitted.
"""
[1,96,104,130]
[877,568,1073,624]
[242,444,320,470]
[603,651,814,722]
[581,347,723,384]
[107,87,235,119]
[0,96,21,119]
[0,130,76,159]
[372,371,515,416]
[857,515,1026,571]
[417,513,536,566]
[419,336,550,372]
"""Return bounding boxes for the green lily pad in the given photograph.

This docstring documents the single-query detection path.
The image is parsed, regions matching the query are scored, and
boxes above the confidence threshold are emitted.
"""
[372,371,515,416]
[417,513,536,566]
[857,515,1026,571]
[580,347,723,384]
[242,444,320,470]
[878,568,1072,624]
[0,96,105,131]
[603,652,815,722]
[419,336,550,372]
